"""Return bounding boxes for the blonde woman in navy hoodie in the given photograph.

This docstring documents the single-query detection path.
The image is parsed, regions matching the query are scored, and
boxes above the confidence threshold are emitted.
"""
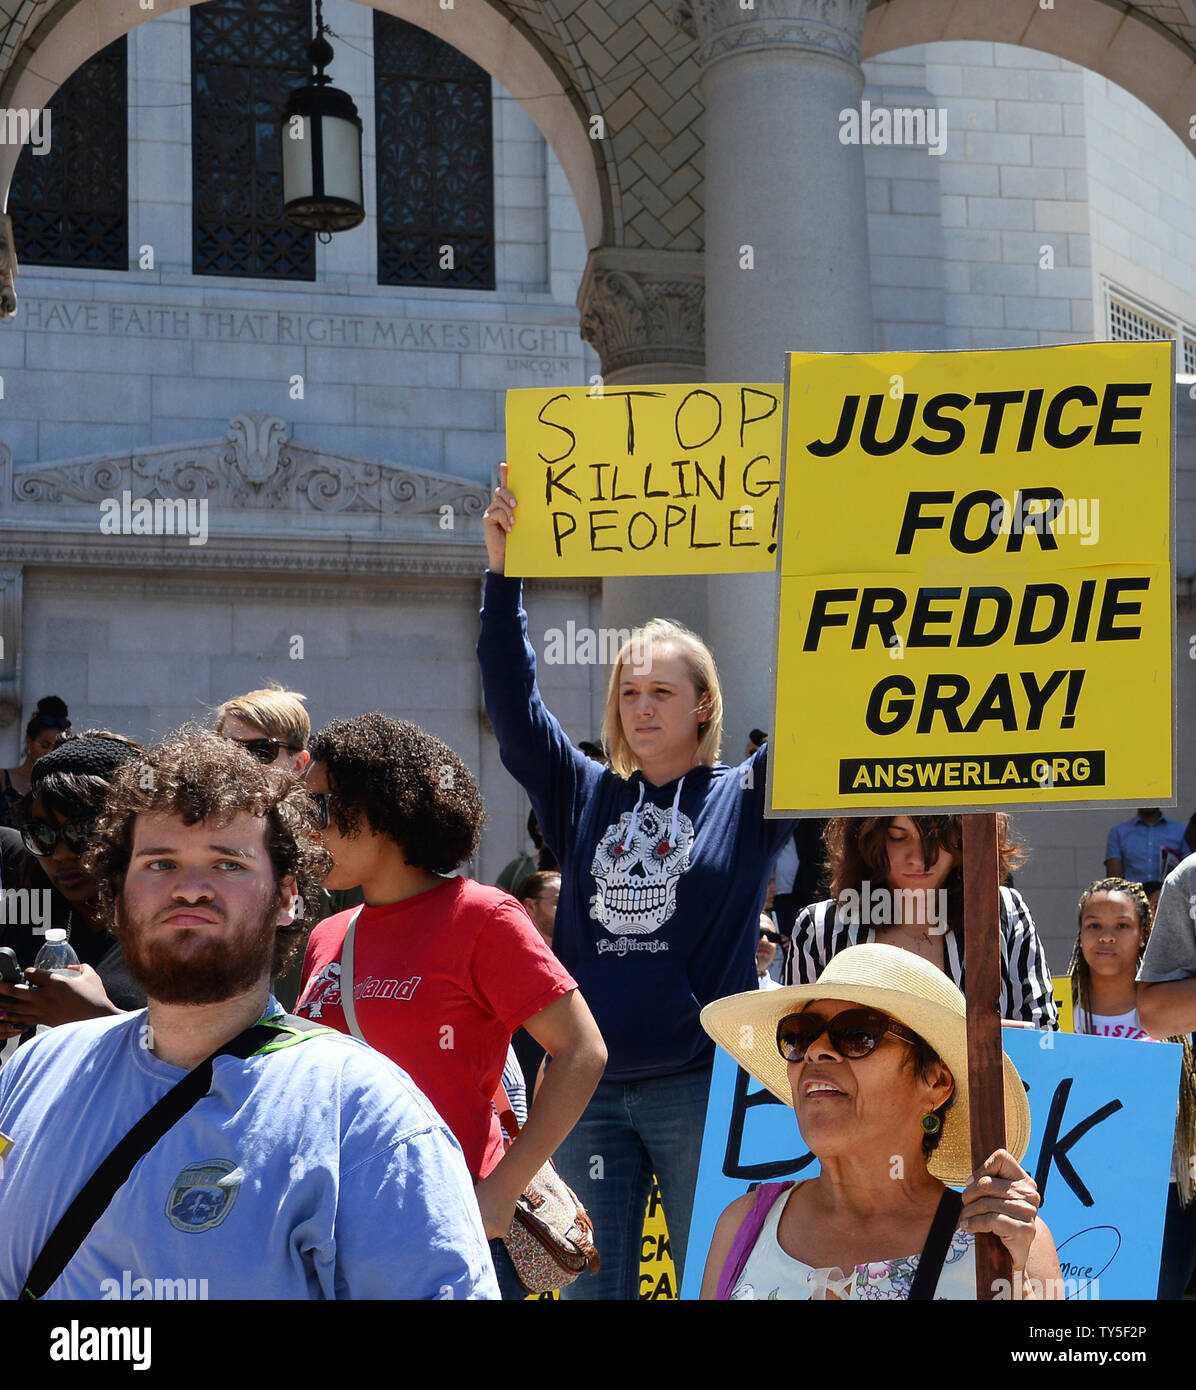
[480,463,797,1299]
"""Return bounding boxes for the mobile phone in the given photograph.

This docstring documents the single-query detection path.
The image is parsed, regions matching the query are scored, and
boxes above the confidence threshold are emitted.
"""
[0,948,22,984]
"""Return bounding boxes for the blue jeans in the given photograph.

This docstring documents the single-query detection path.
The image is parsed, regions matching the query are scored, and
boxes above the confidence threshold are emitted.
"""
[554,1064,712,1301]
[489,1236,531,1301]
[1157,1183,1196,1299]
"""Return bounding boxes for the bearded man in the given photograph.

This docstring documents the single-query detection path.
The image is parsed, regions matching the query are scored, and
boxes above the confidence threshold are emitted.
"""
[0,728,497,1300]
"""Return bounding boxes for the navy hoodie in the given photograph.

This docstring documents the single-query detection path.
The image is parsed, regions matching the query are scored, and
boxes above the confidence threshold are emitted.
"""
[478,572,797,1081]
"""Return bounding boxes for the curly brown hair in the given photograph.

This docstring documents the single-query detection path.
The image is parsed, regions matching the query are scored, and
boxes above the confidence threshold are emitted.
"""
[309,714,484,875]
[824,814,1025,930]
[84,726,332,978]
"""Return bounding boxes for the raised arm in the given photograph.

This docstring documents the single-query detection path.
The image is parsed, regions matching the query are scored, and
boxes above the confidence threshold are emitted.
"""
[478,461,602,849]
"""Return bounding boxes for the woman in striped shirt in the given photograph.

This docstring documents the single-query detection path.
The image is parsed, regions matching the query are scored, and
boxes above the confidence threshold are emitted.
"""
[782,815,1057,1029]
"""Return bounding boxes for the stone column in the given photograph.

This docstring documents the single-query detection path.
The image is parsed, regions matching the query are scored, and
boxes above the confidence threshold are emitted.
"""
[0,566,23,765]
[691,0,874,756]
[577,246,710,638]
[0,216,17,319]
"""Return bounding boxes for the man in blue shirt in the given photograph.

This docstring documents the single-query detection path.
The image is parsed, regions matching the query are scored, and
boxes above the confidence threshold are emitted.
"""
[0,728,498,1300]
[1104,808,1187,884]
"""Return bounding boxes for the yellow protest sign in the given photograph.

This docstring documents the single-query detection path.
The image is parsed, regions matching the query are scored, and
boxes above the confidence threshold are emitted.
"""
[1053,976,1075,1034]
[504,384,782,576]
[768,343,1173,814]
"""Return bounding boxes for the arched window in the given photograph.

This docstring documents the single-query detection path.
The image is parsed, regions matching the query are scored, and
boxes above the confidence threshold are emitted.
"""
[8,37,128,270]
[374,14,494,289]
[191,0,314,279]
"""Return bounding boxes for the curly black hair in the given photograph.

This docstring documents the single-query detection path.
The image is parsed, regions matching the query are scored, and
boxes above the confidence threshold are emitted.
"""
[84,725,332,978]
[310,713,484,875]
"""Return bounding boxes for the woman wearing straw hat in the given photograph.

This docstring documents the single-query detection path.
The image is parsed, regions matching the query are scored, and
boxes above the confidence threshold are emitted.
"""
[699,944,1063,1300]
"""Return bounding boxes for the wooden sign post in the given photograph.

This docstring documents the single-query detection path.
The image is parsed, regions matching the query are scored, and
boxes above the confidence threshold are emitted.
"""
[962,812,1011,1301]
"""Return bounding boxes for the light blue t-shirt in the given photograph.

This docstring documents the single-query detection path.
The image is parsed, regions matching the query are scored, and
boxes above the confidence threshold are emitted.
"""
[0,1000,499,1300]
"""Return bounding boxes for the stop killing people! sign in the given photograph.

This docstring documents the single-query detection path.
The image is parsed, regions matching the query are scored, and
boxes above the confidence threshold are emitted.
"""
[766,342,1174,815]
[504,383,783,576]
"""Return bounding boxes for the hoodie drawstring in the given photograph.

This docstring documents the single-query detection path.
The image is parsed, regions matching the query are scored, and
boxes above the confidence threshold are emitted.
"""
[617,775,685,856]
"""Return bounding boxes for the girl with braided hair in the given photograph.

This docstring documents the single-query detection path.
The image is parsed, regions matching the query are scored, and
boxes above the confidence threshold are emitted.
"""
[1068,876,1196,1298]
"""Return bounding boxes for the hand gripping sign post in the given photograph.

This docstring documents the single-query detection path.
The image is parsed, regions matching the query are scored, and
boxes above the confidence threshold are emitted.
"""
[766,342,1174,1299]
[504,384,783,576]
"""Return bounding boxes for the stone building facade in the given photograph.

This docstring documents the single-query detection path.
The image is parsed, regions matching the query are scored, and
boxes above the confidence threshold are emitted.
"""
[0,0,1193,965]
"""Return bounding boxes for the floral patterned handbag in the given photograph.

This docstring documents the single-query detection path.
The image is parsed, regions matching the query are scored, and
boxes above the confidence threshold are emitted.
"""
[494,1087,600,1294]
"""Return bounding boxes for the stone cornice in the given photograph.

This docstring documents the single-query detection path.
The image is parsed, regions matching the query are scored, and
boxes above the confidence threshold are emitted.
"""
[577,247,705,379]
[25,566,601,603]
[0,532,485,577]
[686,0,867,68]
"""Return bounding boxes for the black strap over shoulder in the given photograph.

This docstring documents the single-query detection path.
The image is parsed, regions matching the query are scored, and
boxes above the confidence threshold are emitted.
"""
[21,1012,329,1300]
[907,1187,964,1301]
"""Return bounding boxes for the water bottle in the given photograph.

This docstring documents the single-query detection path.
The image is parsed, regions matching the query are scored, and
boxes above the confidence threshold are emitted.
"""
[31,929,81,1036]
[34,928,80,975]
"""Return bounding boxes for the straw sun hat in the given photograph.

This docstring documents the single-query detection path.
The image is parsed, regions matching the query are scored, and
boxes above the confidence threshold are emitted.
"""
[700,943,1031,1187]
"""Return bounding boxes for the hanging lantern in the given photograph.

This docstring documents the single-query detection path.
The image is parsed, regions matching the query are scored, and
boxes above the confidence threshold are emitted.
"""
[281,0,364,236]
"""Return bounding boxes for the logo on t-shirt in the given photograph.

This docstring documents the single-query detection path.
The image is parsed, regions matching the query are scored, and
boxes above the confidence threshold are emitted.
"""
[589,802,695,939]
[166,1159,242,1233]
[296,961,341,1020]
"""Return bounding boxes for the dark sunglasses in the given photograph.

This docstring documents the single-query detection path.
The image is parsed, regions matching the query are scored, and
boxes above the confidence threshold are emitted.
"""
[776,1008,920,1064]
[21,816,94,858]
[308,792,332,829]
[758,928,780,943]
[227,736,295,765]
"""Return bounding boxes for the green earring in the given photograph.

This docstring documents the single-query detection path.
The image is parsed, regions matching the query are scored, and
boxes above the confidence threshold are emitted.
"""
[921,1112,941,1135]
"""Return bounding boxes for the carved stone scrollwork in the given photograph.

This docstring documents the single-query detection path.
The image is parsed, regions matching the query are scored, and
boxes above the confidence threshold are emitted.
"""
[684,0,867,67]
[9,412,491,519]
[578,247,705,379]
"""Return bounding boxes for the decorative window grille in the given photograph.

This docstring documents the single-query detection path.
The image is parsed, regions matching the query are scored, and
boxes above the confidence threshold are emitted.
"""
[191,0,314,279]
[8,38,128,270]
[1104,281,1196,374]
[374,13,494,289]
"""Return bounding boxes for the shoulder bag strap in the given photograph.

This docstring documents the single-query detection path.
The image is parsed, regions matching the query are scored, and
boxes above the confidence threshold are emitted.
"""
[492,1080,521,1149]
[339,907,365,1042]
[716,1181,795,1300]
[907,1187,964,1301]
[21,1012,327,1300]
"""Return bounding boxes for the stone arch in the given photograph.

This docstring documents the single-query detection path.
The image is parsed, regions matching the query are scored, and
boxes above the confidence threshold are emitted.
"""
[864,0,1196,152]
[0,0,608,246]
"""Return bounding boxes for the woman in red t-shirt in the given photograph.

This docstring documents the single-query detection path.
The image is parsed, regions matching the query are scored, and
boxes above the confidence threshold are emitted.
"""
[294,712,606,1299]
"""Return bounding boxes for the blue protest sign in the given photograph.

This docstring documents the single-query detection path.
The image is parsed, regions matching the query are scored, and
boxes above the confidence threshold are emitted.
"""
[680,1030,1179,1300]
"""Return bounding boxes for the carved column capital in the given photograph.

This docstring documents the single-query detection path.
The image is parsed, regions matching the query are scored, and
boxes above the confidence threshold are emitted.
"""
[680,0,867,69]
[577,247,705,382]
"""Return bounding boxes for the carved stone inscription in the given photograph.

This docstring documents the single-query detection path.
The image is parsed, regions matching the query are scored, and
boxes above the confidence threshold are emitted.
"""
[19,297,577,357]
